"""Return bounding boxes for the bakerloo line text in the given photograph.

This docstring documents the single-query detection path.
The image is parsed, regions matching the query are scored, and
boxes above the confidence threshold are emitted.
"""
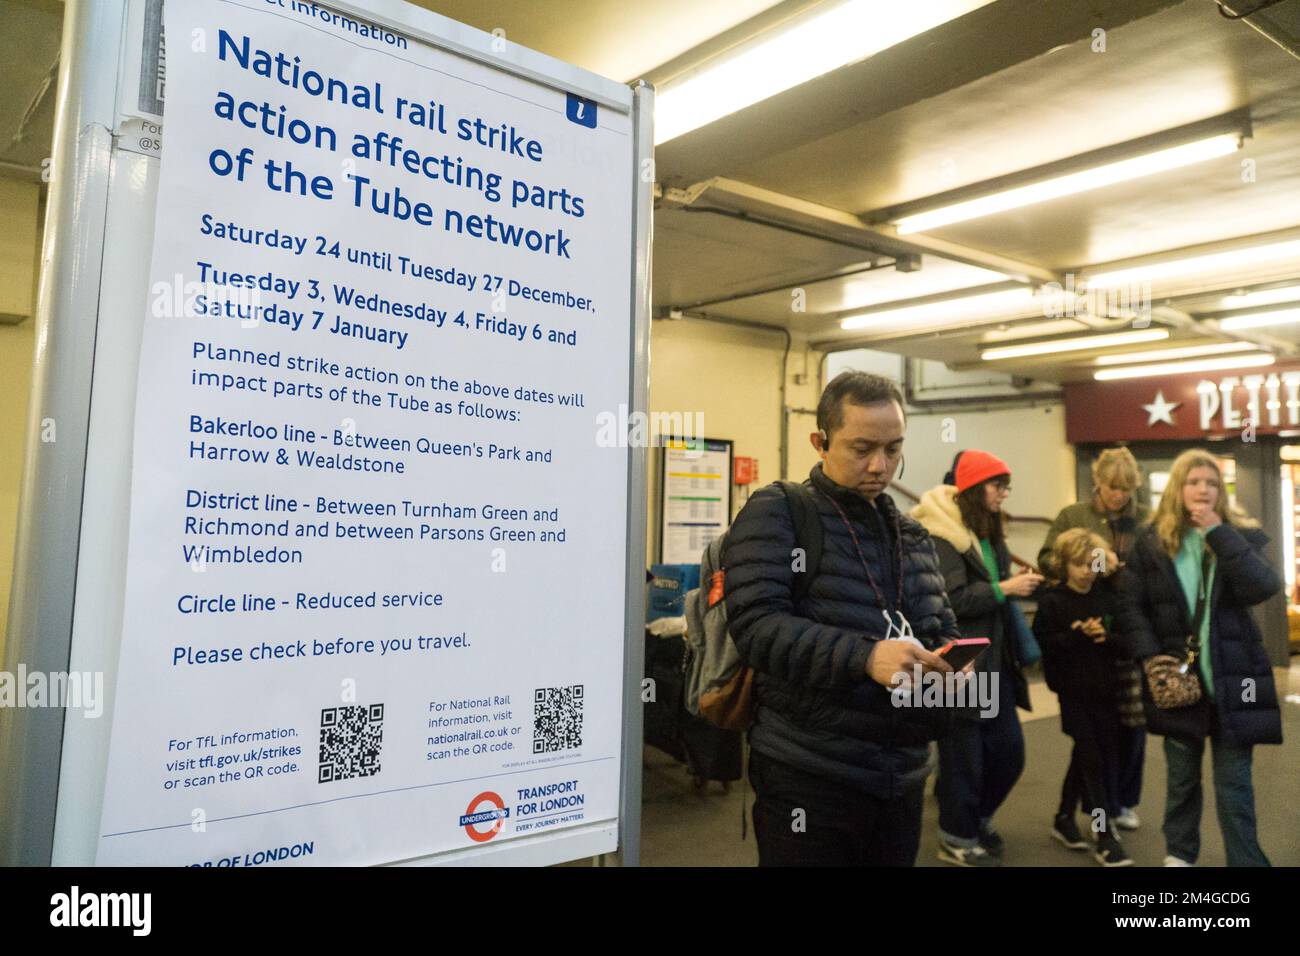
[413,436,552,463]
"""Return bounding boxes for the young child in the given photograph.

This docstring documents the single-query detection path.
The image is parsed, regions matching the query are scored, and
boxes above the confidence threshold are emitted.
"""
[1033,528,1133,867]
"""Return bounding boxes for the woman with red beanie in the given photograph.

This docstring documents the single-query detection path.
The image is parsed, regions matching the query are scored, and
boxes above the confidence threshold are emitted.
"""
[912,449,1043,866]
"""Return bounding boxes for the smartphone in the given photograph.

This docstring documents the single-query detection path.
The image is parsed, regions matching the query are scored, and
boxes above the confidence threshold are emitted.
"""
[936,638,991,671]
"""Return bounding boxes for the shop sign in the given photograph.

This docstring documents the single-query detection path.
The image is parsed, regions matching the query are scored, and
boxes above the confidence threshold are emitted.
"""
[1064,362,1300,443]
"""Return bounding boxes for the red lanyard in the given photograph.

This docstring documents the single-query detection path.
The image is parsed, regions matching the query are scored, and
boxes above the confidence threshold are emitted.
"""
[816,489,905,618]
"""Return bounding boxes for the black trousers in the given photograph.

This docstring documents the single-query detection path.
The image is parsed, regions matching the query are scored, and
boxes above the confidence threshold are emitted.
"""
[1114,723,1146,810]
[1058,697,1121,831]
[749,749,924,866]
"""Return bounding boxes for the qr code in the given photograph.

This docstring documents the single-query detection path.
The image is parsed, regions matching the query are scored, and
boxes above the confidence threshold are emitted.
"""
[319,704,384,783]
[533,685,583,754]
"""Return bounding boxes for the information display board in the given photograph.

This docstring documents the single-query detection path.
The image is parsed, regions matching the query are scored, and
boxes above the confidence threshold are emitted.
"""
[91,0,643,866]
[659,438,732,565]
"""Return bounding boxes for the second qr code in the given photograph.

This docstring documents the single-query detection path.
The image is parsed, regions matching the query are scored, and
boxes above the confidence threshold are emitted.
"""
[533,685,583,754]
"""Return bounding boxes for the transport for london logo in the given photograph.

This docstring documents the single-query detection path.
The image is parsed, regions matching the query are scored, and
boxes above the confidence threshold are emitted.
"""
[460,791,509,842]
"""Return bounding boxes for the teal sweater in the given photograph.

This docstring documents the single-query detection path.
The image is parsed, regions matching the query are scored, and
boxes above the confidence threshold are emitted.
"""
[1174,529,1217,697]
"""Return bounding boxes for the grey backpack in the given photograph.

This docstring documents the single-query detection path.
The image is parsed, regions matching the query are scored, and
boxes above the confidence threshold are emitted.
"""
[682,481,823,727]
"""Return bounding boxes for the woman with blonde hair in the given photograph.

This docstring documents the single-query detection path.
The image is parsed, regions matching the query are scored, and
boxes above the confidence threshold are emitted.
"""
[1115,449,1281,866]
[1039,447,1148,568]
[1039,446,1149,830]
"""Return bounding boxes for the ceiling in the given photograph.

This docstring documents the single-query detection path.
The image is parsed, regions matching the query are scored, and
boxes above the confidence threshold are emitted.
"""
[418,0,1300,387]
[4,0,1300,387]
[644,0,1300,385]
[410,0,790,83]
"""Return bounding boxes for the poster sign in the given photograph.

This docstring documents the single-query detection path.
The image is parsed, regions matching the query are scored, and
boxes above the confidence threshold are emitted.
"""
[96,0,634,865]
[660,438,732,564]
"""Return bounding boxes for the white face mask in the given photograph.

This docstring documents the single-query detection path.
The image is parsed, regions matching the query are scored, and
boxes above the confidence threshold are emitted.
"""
[882,610,920,646]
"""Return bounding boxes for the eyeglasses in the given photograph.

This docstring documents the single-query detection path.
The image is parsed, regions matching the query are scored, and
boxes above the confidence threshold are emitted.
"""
[991,478,1012,492]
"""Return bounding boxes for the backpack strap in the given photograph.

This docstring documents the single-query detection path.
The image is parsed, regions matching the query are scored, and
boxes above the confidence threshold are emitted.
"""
[775,480,823,606]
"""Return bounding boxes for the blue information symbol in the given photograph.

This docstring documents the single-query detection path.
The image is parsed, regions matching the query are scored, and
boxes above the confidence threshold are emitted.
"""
[566,93,597,128]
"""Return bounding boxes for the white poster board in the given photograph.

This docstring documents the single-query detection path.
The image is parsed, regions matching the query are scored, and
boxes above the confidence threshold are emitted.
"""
[660,438,732,564]
[90,0,642,867]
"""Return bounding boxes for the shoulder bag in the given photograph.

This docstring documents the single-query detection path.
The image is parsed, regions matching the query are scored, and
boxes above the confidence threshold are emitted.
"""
[1142,548,1211,710]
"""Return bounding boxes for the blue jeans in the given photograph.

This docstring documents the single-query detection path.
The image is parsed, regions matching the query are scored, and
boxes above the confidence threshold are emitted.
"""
[936,673,1025,845]
[1163,734,1270,866]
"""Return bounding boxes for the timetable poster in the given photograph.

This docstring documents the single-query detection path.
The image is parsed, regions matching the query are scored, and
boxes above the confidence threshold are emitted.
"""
[660,438,732,565]
[96,0,634,865]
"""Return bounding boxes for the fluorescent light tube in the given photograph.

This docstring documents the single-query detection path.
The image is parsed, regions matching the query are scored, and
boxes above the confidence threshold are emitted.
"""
[1222,285,1300,308]
[894,134,1240,235]
[980,328,1168,361]
[1087,239,1300,288]
[1093,354,1274,380]
[839,286,1033,331]
[655,0,992,145]
[1219,308,1300,331]
[1093,341,1257,365]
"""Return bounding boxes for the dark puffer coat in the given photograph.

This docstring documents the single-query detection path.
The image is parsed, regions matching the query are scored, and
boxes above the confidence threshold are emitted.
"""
[1114,523,1282,746]
[911,484,1031,712]
[723,465,959,797]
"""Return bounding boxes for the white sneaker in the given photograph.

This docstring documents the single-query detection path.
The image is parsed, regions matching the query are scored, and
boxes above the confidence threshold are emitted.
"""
[1115,807,1140,830]
[1163,855,1193,867]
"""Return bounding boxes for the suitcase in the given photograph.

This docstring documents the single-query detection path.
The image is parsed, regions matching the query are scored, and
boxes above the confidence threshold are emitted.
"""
[643,629,742,784]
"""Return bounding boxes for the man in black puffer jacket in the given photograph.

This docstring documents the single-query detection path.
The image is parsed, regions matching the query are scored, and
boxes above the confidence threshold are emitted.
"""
[723,371,961,866]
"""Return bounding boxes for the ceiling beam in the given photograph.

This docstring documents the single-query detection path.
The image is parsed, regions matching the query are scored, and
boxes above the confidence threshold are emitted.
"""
[660,176,1060,284]
[1152,305,1299,357]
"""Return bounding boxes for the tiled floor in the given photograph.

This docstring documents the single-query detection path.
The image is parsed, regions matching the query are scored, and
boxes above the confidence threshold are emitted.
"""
[637,664,1300,867]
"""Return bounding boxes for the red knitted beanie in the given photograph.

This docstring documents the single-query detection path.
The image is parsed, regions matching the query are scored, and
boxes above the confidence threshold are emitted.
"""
[954,449,1010,493]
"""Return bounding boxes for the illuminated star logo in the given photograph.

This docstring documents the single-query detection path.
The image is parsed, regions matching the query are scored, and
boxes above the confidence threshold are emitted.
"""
[1142,390,1180,427]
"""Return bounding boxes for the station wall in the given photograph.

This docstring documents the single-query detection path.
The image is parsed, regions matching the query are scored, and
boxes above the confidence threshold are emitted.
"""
[0,179,41,651]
